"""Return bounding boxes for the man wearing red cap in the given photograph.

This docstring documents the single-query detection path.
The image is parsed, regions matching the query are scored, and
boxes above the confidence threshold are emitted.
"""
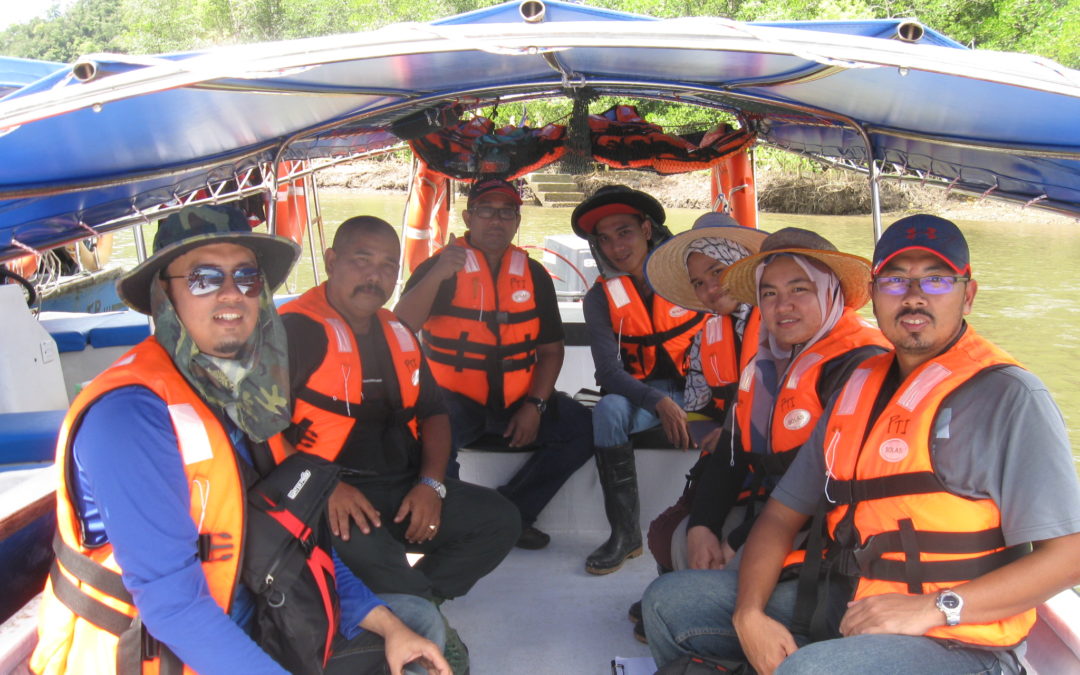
[572,185,707,575]
[643,214,1080,675]
[396,178,594,551]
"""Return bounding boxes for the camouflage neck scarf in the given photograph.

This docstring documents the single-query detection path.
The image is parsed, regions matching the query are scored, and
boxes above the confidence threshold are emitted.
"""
[150,281,291,442]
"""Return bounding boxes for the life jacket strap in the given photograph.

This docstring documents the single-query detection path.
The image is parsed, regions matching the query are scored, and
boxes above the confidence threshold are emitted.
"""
[826,471,943,506]
[617,313,704,347]
[438,304,540,326]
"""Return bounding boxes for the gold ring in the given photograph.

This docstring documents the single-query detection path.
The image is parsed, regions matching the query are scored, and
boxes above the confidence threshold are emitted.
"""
[428,524,437,530]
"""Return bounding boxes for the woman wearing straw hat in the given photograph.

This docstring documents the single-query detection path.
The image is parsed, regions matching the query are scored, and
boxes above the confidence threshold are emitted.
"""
[641,227,889,663]
[642,213,768,568]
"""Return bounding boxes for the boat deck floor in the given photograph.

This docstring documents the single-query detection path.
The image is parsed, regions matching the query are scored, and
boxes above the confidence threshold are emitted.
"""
[441,530,658,675]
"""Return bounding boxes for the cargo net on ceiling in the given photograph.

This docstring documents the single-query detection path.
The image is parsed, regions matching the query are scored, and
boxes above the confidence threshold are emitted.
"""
[406,104,755,182]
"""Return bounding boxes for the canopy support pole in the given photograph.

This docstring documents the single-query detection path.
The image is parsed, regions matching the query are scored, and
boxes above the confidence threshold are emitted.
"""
[309,172,327,283]
[870,159,883,241]
[304,173,322,286]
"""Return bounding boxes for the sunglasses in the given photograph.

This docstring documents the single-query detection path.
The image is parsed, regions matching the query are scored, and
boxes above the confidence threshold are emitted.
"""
[161,265,264,297]
[873,275,969,296]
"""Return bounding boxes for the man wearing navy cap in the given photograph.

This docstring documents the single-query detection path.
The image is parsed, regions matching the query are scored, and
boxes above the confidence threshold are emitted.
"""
[643,214,1080,674]
[396,178,595,551]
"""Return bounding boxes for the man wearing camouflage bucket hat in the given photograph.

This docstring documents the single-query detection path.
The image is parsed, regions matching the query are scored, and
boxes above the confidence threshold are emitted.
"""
[32,204,449,675]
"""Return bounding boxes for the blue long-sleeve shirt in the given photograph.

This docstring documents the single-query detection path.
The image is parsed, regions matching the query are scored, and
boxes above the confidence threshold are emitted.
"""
[71,386,383,673]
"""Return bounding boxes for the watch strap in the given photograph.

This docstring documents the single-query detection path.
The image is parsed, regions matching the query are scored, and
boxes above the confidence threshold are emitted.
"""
[418,476,446,499]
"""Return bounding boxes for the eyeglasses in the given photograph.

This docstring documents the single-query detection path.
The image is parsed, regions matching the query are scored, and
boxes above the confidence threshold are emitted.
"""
[161,265,264,297]
[469,205,520,220]
[873,275,969,296]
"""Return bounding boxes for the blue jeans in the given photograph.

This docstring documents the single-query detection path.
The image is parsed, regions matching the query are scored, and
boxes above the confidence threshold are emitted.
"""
[325,594,445,675]
[593,378,684,447]
[443,389,594,525]
[641,569,1013,674]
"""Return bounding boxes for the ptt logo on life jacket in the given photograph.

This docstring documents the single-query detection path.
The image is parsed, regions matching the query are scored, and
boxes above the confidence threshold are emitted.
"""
[512,290,532,303]
[669,306,688,318]
[879,438,909,462]
[783,408,811,430]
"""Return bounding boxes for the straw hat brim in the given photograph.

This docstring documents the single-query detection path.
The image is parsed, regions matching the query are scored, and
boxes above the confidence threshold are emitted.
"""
[117,232,301,315]
[722,247,872,309]
[645,225,769,312]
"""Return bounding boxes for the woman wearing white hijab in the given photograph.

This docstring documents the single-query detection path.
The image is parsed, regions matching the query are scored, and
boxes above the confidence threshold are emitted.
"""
[638,228,888,650]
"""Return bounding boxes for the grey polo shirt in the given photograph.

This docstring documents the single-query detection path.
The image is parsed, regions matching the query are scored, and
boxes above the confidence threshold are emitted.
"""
[774,364,1080,547]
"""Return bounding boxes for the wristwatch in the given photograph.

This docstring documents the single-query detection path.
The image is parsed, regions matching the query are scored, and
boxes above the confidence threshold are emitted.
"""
[418,476,446,499]
[935,589,963,626]
[524,395,547,414]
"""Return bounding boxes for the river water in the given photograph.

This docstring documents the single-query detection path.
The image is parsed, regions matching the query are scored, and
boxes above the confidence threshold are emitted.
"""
[111,190,1080,469]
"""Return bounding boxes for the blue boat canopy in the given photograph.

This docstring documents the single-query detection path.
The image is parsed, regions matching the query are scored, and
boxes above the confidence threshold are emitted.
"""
[1,0,1079,261]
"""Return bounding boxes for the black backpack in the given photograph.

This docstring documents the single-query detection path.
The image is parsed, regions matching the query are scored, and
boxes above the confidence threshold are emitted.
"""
[243,451,342,674]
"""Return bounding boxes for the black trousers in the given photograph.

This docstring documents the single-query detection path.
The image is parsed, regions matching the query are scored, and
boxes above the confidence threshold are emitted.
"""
[333,475,520,599]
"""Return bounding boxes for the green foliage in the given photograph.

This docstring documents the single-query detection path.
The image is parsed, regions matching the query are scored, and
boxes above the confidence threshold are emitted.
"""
[0,0,124,62]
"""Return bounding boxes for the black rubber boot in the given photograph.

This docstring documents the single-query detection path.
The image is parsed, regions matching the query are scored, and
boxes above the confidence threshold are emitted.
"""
[586,443,643,575]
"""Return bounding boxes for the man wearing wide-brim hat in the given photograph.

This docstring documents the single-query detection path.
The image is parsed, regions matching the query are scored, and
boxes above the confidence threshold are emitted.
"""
[32,204,449,675]
[642,226,888,666]
[572,185,708,576]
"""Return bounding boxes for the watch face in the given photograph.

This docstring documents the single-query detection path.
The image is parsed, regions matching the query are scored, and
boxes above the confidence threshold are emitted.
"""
[941,595,961,610]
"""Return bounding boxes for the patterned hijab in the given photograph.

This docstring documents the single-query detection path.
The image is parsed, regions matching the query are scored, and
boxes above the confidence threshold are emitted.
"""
[685,235,754,334]
[150,279,291,442]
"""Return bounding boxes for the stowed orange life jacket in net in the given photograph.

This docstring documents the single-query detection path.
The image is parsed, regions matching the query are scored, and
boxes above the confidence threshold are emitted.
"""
[421,238,541,409]
[697,310,759,418]
[31,338,288,675]
[808,328,1034,648]
[734,308,888,485]
[600,275,705,381]
[280,285,422,460]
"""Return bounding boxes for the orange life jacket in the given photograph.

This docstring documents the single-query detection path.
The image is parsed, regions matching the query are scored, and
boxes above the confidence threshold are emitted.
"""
[698,310,759,416]
[31,338,287,675]
[735,308,888,465]
[600,275,705,381]
[421,238,541,408]
[818,328,1033,648]
[280,285,422,460]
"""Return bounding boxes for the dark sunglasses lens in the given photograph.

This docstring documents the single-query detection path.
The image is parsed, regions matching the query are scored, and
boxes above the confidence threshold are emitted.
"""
[187,267,227,296]
[185,266,263,297]
[233,268,264,297]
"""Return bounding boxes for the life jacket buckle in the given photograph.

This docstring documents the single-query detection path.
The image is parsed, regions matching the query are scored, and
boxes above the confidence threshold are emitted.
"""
[198,532,235,562]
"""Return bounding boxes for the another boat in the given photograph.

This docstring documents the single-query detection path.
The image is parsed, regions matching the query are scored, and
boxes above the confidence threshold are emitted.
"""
[1,2,1078,672]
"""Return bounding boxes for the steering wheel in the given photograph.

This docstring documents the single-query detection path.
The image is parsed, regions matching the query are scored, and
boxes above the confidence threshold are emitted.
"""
[0,265,38,307]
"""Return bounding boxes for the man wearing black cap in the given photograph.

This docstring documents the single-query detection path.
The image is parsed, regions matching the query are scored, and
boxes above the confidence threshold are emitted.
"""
[32,205,449,675]
[572,185,706,575]
[395,178,594,551]
[642,214,1080,674]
